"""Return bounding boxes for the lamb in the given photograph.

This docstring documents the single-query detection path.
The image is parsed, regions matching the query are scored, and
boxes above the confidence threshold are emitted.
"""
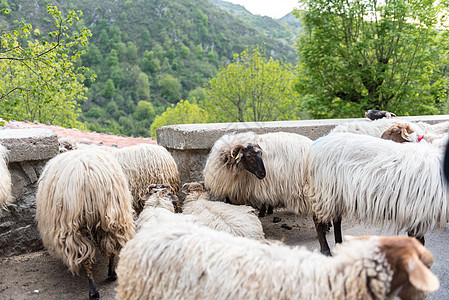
[381,123,448,148]
[135,184,179,232]
[116,214,439,300]
[307,132,449,255]
[106,144,181,214]
[181,182,265,240]
[0,144,12,209]
[35,148,135,299]
[203,131,312,217]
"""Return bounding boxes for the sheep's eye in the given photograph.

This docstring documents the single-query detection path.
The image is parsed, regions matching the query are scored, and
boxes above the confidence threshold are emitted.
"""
[392,128,398,133]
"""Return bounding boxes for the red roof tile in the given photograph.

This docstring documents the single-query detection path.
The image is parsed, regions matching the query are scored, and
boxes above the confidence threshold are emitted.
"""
[2,121,157,147]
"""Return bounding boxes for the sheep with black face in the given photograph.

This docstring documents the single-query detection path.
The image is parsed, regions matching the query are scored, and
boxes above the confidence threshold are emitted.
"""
[203,131,312,217]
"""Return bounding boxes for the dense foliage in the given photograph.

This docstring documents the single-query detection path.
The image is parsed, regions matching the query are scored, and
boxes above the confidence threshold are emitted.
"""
[295,0,449,118]
[203,46,299,122]
[1,0,297,137]
[0,4,91,128]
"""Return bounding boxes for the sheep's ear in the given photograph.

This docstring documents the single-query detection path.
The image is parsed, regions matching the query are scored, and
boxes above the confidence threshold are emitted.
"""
[401,127,413,142]
[404,254,439,293]
[231,145,244,163]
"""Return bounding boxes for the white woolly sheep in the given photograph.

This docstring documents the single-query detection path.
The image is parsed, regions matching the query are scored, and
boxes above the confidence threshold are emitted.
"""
[203,131,312,218]
[332,117,449,140]
[307,132,449,255]
[116,214,439,300]
[181,182,265,240]
[135,184,179,232]
[35,148,135,299]
[0,144,12,209]
[107,144,181,214]
[381,123,448,148]
[58,136,79,153]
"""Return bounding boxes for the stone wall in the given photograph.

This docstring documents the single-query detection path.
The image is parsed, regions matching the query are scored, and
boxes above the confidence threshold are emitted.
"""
[157,115,449,183]
[0,129,58,257]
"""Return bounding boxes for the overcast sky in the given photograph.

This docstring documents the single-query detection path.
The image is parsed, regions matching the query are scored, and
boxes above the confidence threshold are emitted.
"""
[224,0,300,19]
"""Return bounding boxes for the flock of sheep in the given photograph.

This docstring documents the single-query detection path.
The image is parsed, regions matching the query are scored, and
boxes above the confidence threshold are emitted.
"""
[0,112,448,300]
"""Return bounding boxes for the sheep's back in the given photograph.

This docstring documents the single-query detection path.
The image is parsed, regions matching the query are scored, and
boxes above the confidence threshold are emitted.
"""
[35,149,135,274]
[308,132,448,235]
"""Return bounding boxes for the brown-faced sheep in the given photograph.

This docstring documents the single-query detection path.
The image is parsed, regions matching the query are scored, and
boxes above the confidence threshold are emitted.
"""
[0,144,12,209]
[116,214,439,300]
[181,182,265,240]
[36,148,135,299]
[307,132,449,255]
[203,131,312,218]
[381,123,448,147]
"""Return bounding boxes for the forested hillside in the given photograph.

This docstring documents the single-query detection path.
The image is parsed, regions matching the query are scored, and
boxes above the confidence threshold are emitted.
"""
[1,0,299,137]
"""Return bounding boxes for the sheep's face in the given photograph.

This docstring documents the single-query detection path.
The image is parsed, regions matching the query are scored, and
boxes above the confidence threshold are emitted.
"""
[181,182,205,194]
[376,236,439,300]
[381,124,414,143]
[365,109,397,120]
[235,143,266,179]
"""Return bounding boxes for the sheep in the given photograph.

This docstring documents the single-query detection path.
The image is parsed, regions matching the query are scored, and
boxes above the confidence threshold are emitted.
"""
[57,142,181,214]
[116,214,439,300]
[0,144,12,209]
[333,117,449,140]
[35,148,135,299]
[181,182,265,240]
[306,132,449,255]
[381,123,448,148]
[135,184,179,232]
[105,144,181,214]
[58,136,79,153]
[203,131,312,218]
[365,109,397,120]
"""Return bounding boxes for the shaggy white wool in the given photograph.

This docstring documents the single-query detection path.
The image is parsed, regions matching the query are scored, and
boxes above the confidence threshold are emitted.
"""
[109,144,181,213]
[35,149,135,275]
[183,190,264,240]
[0,144,12,209]
[203,131,312,216]
[307,132,449,236]
[135,191,175,232]
[117,215,395,300]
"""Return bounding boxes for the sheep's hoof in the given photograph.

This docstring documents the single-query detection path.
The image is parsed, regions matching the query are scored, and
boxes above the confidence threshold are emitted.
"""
[320,249,332,257]
[89,291,100,299]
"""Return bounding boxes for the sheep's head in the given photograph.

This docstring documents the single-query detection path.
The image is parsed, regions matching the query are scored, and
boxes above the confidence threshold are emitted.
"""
[381,123,414,143]
[347,235,439,300]
[181,182,205,194]
[223,143,266,179]
[365,109,397,120]
[146,184,180,212]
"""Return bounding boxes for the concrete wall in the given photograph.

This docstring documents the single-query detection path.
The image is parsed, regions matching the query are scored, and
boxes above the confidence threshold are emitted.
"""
[2,115,449,257]
[157,115,449,183]
[0,129,58,257]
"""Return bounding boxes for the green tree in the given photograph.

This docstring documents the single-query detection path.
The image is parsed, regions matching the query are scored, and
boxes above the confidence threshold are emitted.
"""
[295,0,449,118]
[158,74,181,103]
[203,46,299,122]
[136,72,150,101]
[150,100,208,138]
[134,100,155,121]
[0,4,92,128]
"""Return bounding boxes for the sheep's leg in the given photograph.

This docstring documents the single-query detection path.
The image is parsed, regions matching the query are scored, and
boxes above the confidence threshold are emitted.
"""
[258,203,267,217]
[333,217,343,244]
[267,205,274,215]
[107,254,118,281]
[313,216,332,256]
[83,260,100,300]
[407,230,425,245]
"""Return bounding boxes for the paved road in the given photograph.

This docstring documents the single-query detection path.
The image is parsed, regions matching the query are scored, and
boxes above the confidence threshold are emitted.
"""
[0,210,447,299]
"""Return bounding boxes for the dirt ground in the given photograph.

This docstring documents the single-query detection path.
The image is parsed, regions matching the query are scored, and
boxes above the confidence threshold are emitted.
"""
[1,209,447,300]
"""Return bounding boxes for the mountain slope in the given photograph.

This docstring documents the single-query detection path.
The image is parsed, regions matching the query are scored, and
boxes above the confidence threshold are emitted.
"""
[1,0,298,137]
